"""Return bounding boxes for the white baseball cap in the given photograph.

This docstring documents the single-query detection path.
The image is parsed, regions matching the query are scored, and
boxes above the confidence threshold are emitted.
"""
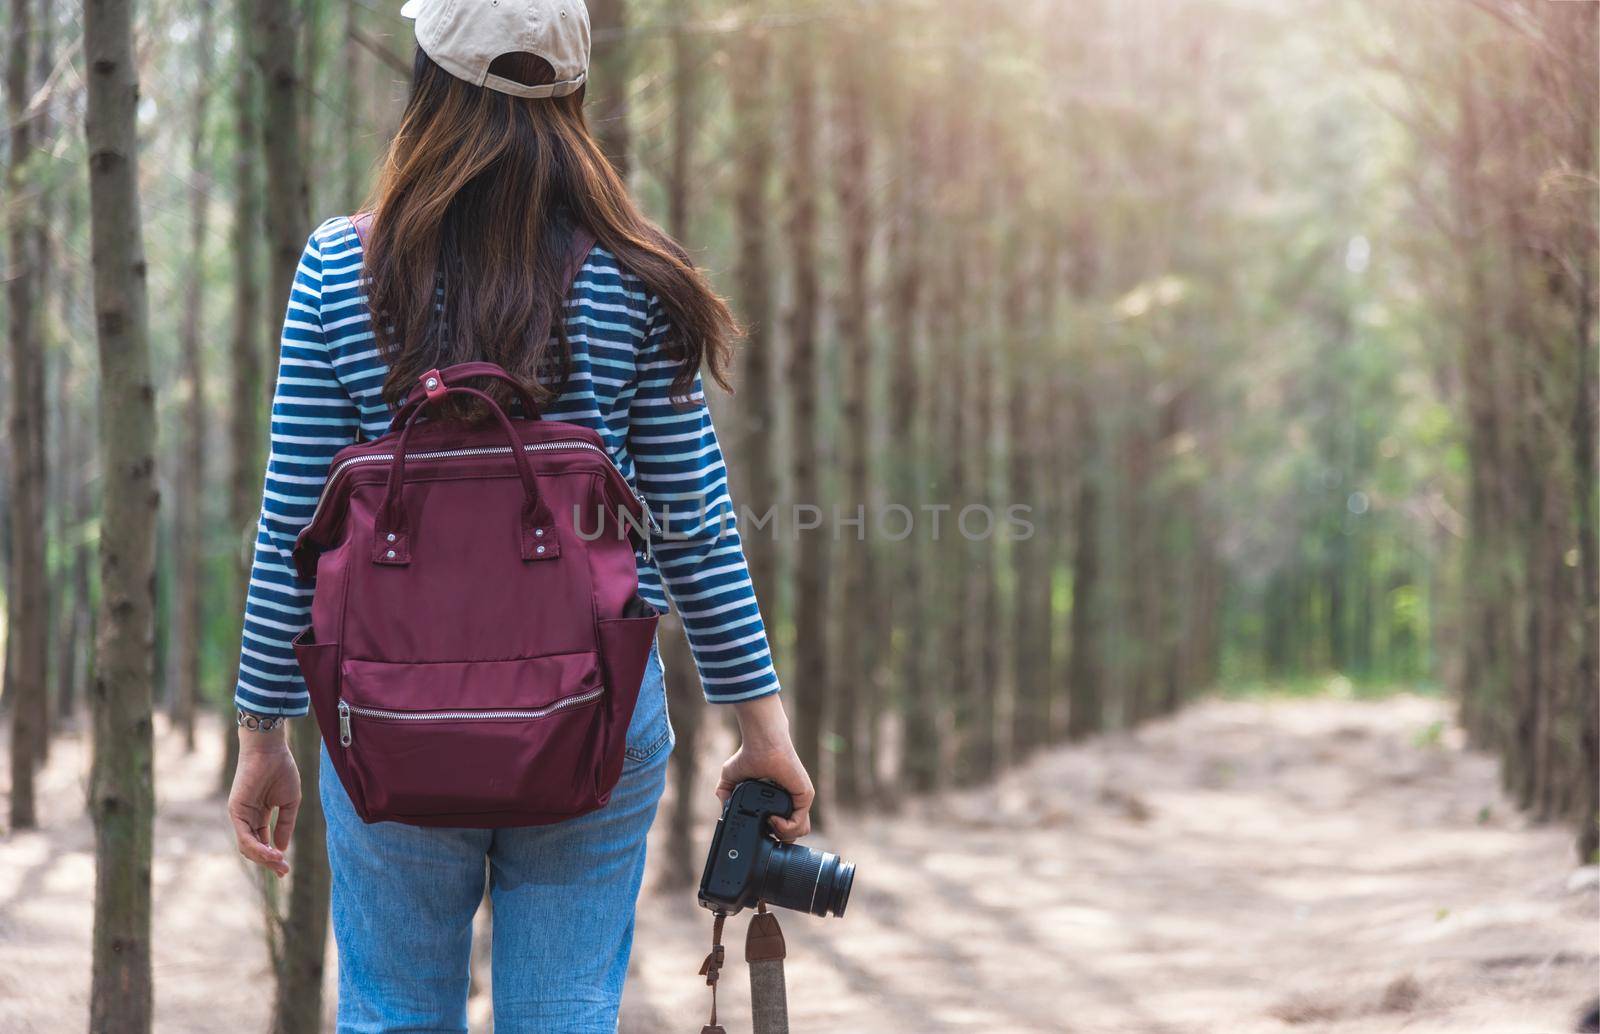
[399,0,591,99]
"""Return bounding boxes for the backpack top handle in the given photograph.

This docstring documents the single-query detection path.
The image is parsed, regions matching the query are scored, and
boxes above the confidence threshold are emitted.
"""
[373,380,560,568]
[389,361,544,431]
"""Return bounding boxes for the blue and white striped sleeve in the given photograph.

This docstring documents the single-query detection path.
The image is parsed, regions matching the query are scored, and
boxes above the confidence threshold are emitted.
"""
[234,229,360,717]
[629,298,781,704]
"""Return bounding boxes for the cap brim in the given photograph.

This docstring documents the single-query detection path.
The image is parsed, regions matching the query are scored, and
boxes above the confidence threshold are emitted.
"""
[399,0,423,19]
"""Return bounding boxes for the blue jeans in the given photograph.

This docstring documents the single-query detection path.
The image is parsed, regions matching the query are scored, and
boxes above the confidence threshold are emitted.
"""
[320,645,673,1034]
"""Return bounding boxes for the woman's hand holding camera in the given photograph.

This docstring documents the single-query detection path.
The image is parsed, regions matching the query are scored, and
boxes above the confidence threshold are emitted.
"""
[719,693,814,841]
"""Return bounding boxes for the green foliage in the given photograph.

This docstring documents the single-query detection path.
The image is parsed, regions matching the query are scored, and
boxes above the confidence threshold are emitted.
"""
[1219,674,1437,702]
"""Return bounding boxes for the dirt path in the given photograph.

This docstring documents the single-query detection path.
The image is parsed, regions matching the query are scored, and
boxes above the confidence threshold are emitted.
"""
[2,694,1594,1033]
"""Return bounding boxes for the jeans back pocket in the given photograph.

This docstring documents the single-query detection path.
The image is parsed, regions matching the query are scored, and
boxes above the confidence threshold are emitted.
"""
[623,642,672,765]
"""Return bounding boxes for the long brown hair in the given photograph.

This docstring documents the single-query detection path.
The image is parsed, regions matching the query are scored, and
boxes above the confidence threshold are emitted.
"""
[363,50,736,415]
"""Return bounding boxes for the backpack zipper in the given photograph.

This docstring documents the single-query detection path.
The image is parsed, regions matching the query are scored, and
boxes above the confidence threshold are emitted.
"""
[307,439,661,539]
[337,687,604,746]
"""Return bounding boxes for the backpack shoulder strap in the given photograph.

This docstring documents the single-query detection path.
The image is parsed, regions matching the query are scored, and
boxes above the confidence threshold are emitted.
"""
[563,227,597,295]
[349,210,374,249]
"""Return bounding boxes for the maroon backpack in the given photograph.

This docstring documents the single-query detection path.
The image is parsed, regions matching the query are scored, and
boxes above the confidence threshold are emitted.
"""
[290,221,660,828]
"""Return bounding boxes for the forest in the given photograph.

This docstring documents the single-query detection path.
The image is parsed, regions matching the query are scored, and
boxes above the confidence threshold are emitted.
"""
[0,0,1595,1031]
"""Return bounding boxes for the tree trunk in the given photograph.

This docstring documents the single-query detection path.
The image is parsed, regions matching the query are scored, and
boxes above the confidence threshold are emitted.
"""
[784,28,829,821]
[53,373,79,730]
[173,0,215,753]
[222,0,265,796]
[657,13,704,889]
[1119,392,1155,727]
[84,0,159,1027]
[257,0,312,355]
[1066,387,1104,741]
[54,182,94,730]
[1547,0,1598,858]
[7,0,47,832]
[587,0,630,179]
[253,3,332,1028]
[271,719,331,1034]
[831,31,872,807]
[1571,99,1600,868]
[659,611,703,887]
[891,106,936,794]
[937,112,975,783]
[33,0,59,757]
[1044,342,1077,744]
[1009,239,1051,758]
[959,162,1001,784]
[1455,39,1526,797]
[1573,340,1598,861]
[58,523,93,728]
[730,15,778,635]
[666,11,694,244]
[300,0,322,214]
[340,0,364,212]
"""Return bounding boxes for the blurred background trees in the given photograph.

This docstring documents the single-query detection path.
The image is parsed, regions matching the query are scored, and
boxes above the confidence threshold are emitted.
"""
[0,0,1594,1024]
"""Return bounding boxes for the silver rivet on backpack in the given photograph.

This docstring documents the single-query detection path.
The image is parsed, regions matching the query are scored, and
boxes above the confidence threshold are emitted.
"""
[535,528,544,537]
[387,532,396,542]
[425,377,439,390]
[536,545,546,555]
[386,550,396,559]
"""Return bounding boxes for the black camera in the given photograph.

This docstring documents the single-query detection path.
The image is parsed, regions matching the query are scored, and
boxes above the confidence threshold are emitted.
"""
[697,779,855,917]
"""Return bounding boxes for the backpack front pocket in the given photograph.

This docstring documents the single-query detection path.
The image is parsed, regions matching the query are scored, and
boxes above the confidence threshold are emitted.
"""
[337,652,607,824]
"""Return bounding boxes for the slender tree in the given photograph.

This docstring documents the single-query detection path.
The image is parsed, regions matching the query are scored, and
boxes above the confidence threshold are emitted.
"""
[53,182,95,731]
[84,0,158,1025]
[960,131,1002,783]
[257,0,312,354]
[658,4,705,887]
[32,0,59,759]
[730,11,778,633]
[587,0,629,178]
[1065,382,1105,741]
[1547,0,1595,857]
[7,0,47,831]
[340,0,364,211]
[936,101,976,782]
[831,22,873,806]
[665,8,695,242]
[221,0,264,794]
[1573,82,1599,863]
[1009,232,1052,758]
[251,3,331,1028]
[299,0,322,214]
[1060,150,1105,741]
[172,0,216,752]
[892,103,937,794]
[784,24,828,815]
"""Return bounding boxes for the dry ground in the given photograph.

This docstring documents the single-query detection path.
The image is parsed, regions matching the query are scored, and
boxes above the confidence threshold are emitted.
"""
[1,693,1595,1033]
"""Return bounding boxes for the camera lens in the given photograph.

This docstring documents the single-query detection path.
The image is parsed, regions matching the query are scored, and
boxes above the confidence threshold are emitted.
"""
[756,839,855,918]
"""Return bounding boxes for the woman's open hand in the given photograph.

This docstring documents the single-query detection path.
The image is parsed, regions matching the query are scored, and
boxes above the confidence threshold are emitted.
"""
[718,694,814,841]
[227,724,300,878]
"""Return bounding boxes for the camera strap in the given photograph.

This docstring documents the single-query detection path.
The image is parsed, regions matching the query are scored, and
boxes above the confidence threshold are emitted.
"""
[699,904,789,1034]
[746,904,789,1034]
[698,911,728,1034]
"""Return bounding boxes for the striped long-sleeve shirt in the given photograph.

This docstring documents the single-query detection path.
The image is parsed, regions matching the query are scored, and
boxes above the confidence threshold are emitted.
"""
[234,215,780,715]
